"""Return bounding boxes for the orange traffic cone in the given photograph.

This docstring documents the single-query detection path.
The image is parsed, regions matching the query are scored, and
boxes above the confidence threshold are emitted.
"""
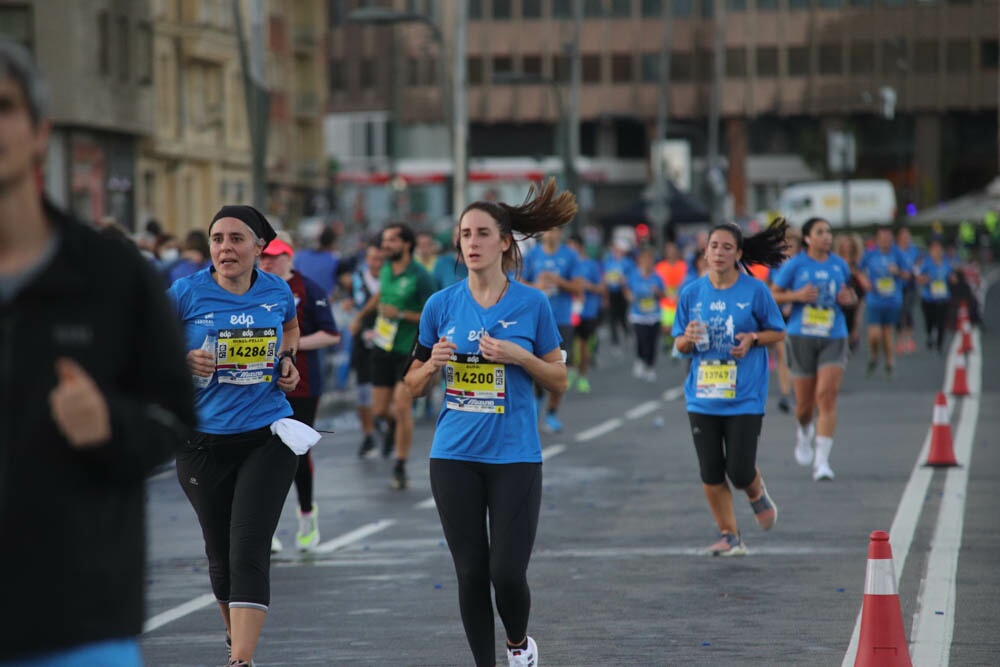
[951,353,970,397]
[854,531,912,667]
[958,318,973,354]
[925,392,958,467]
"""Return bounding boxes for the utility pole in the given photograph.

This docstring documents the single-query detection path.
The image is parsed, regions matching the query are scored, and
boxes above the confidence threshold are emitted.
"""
[233,0,269,211]
[706,0,726,224]
[452,1,467,218]
[566,0,581,202]
[647,4,673,242]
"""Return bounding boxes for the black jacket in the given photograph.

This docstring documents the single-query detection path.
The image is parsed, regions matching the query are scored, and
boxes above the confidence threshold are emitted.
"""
[0,203,196,659]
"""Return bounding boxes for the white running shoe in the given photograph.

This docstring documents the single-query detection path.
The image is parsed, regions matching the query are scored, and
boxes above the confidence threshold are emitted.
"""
[631,360,644,378]
[296,503,320,552]
[813,462,835,481]
[270,535,283,554]
[507,636,538,667]
[794,423,815,467]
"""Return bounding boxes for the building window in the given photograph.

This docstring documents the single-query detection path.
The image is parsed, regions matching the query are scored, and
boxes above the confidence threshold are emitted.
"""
[945,40,971,73]
[788,0,812,7]
[641,0,663,16]
[328,0,343,27]
[117,16,130,82]
[553,0,572,18]
[727,0,748,10]
[913,40,938,74]
[882,0,906,5]
[406,57,420,86]
[756,0,778,9]
[982,39,999,69]
[136,22,153,85]
[425,57,438,86]
[756,47,778,76]
[818,0,842,6]
[360,59,375,89]
[98,11,110,75]
[468,0,483,20]
[492,0,512,19]
[673,0,694,15]
[0,4,33,51]
[640,53,658,82]
[672,52,693,81]
[701,0,714,18]
[584,0,604,17]
[850,41,874,74]
[492,55,514,76]
[818,44,842,74]
[523,54,543,76]
[522,0,542,18]
[882,39,907,75]
[468,56,483,84]
[582,54,602,83]
[850,0,873,5]
[787,46,810,76]
[611,53,633,83]
[609,0,632,17]
[726,48,747,77]
[329,60,345,91]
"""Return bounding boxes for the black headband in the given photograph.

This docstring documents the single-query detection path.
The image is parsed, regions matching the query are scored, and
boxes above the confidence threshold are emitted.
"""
[209,205,277,247]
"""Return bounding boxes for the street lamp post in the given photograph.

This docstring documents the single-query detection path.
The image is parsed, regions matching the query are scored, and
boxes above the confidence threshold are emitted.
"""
[347,7,455,217]
[493,72,576,205]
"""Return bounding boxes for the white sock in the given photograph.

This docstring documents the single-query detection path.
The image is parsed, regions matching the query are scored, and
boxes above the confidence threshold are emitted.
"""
[814,435,833,466]
[796,422,814,444]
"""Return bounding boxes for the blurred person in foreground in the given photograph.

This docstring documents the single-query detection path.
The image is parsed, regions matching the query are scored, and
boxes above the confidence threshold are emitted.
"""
[0,37,196,665]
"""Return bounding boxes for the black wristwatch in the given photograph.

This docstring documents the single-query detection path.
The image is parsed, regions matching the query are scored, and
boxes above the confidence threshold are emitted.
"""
[277,350,296,365]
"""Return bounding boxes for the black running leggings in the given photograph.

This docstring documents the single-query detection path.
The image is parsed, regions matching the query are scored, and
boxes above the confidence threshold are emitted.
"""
[921,299,949,351]
[607,290,629,345]
[430,459,542,667]
[687,412,763,488]
[633,322,660,367]
[287,396,320,513]
[176,427,298,609]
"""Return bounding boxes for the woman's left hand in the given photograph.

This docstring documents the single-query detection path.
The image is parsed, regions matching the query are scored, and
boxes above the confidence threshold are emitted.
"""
[730,332,755,359]
[837,285,857,306]
[478,333,526,366]
[277,356,300,392]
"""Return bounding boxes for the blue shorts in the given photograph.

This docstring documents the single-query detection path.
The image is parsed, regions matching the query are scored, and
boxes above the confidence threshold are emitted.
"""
[867,303,901,327]
[1,639,142,667]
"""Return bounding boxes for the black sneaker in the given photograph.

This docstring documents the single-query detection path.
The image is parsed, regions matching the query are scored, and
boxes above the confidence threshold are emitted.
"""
[865,360,877,377]
[382,421,396,458]
[778,395,791,414]
[357,434,375,458]
[391,461,408,490]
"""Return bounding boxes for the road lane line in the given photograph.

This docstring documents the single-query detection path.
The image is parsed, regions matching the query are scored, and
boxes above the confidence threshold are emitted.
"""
[542,444,567,460]
[841,329,979,667]
[314,519,396,554]
[143,593,216,634]
[574,418,623,443]
[625,401,661,420]
[662,386,684,402]
[910,332,981,665]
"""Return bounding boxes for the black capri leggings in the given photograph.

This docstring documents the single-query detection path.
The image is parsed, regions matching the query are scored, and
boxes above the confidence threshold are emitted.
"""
[176,427,298,610]
[687,412,763,488]
[633,322,660,367]
[921,299,949,351]
[430,459,542,667]
[287,396,320,513]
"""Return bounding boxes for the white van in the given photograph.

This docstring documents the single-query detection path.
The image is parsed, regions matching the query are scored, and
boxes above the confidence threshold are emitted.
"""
[776,180,897,228]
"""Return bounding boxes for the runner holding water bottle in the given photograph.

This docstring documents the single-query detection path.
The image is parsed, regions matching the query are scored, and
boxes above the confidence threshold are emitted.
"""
[672,221,788,556]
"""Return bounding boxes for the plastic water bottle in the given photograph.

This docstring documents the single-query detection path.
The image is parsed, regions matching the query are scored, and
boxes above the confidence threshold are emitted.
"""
[192,334,217,389]
[692,305,710,352]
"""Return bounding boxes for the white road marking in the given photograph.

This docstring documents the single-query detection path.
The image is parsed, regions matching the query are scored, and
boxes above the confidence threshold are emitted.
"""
[314,519,396,554]
[910,333,981,666]
[662,386,684,402]
[625,401,661,420]
[414,496,437,509]
[574,418,623,442]
[143,593,216,634]
[542,443,567,460]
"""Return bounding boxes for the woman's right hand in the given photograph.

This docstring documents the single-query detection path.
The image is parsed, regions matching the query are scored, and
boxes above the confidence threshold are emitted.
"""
[187,348,215,377]
[426,337,458,372]
[796,284,819,303]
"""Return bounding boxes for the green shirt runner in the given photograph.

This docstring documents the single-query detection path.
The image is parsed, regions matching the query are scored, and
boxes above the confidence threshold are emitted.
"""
[375,259,436,355]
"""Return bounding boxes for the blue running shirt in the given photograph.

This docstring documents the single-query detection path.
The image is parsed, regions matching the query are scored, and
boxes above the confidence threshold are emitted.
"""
[672,273,786,416]
[917,257,953,302]
[602,255,635,293]
[522,243,580,325]
[626,270,665,324]
[771,253,851,339]
[418,280,562,463]
[578,256,603,320]
[860,247,910,308]
[168,268,296,434]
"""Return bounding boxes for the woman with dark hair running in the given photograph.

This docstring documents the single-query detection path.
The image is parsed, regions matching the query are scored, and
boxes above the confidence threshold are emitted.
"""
[672,221,788,556]
[405,179,575,666]
[771,217,858,481]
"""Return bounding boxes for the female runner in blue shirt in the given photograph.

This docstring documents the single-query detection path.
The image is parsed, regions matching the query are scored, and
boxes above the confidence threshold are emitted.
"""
[771,217,858,481]
[169,205,301,666]
[404,179,576,667]
[672,221,788,556]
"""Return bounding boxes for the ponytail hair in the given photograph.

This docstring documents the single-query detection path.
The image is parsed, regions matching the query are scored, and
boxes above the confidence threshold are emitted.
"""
[709,218,789,273]
[459,177,578,278]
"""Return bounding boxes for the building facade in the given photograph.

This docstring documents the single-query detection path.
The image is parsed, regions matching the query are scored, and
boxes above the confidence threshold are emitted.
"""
[326,0,998,229]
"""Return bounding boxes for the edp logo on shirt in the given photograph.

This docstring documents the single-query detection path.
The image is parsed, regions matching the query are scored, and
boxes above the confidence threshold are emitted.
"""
[230,312,255,326]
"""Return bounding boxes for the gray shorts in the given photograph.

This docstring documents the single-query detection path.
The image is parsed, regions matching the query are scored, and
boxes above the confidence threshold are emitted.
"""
[785,335,849,378]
